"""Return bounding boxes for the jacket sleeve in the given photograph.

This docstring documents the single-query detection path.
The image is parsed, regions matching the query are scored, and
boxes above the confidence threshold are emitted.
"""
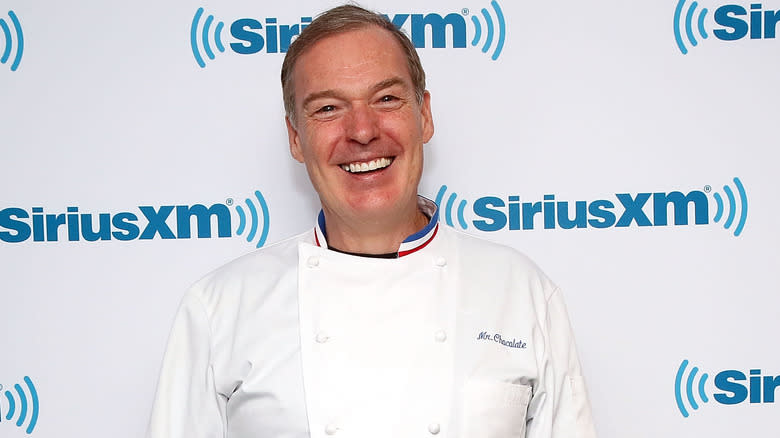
[526,288,597,438]
[147,288,227,438]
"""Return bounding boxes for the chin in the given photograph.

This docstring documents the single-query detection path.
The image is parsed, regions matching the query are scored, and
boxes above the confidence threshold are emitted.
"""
[345,192,409,218]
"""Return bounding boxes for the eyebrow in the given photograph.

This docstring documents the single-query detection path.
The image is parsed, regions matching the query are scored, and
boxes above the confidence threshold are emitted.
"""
[371,77,407,95]
[301,76,410,110]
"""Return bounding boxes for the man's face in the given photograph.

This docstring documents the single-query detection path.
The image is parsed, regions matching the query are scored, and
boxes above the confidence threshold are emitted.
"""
[286,26,433,226]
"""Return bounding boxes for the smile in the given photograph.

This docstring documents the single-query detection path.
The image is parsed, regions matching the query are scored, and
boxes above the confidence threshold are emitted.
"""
[340,157,393,173]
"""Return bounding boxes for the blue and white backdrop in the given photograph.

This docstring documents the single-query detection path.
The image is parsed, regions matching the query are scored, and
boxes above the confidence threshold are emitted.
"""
[1,0,777,436]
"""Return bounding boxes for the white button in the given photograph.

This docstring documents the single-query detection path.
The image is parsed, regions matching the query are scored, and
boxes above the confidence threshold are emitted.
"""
[434,329,447,343]
[434,257,447,267]
[325,423,339,435]
[307,256,320,268]
[315,331,330,343]
[428,422,441,434]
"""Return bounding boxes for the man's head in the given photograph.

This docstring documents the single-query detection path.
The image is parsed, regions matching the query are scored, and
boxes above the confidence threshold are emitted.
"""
[281,5,434,244]
[281,5,425,126]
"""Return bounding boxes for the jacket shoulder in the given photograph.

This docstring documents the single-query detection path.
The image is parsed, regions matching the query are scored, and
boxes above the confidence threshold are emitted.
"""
[185,230,310,313]
[443,226,558,297]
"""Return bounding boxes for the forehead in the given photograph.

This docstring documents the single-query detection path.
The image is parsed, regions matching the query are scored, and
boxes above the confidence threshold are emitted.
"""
[292,26,412,97]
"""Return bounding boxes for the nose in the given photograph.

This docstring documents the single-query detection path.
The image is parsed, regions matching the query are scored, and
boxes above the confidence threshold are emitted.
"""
[345,103,379,145]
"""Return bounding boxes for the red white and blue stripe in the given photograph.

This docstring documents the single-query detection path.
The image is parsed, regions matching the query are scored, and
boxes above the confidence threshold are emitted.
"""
[313,196,440,258]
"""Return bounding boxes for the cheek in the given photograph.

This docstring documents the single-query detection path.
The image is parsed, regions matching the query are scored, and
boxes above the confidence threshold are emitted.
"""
[379,123,412,148]
[387,110,425,140]
[302,128,340,168]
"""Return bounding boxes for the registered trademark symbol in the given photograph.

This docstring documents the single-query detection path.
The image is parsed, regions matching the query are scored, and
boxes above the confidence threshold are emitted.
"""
[226,198,234,206]
[462,8,469,15]
[704,185,712,193]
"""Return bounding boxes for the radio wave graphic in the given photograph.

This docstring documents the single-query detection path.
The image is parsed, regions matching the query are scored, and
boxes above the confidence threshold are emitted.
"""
[0,376,39,434]
[434,185,469,230]
[233,190,270,248]
[191,7,226,68]
[711,177,748,237]
[674,0,708,54]
[0,10,24,71]
[469,0,506,60]
[674,359,709,418]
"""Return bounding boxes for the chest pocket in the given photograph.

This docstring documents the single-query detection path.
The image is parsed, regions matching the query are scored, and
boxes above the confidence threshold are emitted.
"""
[459,380,532,438]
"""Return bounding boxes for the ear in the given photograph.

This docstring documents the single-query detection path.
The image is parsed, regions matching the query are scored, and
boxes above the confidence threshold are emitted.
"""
[420,90,434,144]
[286,116,305,163]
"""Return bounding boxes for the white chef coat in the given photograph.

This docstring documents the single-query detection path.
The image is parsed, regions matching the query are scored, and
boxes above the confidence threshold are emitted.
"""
[147,197,596,438]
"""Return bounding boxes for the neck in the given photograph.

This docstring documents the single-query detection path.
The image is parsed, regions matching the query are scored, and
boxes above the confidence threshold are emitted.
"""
[322,204,429,255]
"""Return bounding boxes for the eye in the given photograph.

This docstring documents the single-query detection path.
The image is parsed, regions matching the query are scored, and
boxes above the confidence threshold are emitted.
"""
[376,94,404,109]
[317,105,336,113]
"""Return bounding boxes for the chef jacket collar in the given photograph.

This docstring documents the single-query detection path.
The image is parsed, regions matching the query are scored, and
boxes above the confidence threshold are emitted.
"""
[313,196,440,258]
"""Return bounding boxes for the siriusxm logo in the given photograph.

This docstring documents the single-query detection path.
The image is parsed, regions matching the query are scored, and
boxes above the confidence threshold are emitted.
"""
[675,359,780,417]
[190,1,506,68]
[434,177,748,237]
[0,190,270,248]
[674,0,780,54]
[0,10,24,71]
[0,377,39,435]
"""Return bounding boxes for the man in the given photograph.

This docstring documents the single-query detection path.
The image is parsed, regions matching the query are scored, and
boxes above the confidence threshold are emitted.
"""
[148,5,596,438]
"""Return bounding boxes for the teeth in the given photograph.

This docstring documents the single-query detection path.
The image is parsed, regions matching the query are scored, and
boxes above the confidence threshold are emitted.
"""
[341,157,393,173]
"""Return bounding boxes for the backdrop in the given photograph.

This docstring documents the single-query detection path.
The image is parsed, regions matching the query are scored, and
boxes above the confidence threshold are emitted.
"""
[2,0,777,436]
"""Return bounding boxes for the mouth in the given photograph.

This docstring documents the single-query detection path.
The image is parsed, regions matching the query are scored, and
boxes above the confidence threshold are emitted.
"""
[339,157,394,174]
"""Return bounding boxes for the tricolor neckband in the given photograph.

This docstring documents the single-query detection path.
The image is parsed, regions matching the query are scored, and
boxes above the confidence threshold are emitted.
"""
[313,196,440,258]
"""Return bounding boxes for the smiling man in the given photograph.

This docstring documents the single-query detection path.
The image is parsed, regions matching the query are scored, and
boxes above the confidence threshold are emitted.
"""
[148,5,596,438]
[286,27,431,256]
[283,14,433,257]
